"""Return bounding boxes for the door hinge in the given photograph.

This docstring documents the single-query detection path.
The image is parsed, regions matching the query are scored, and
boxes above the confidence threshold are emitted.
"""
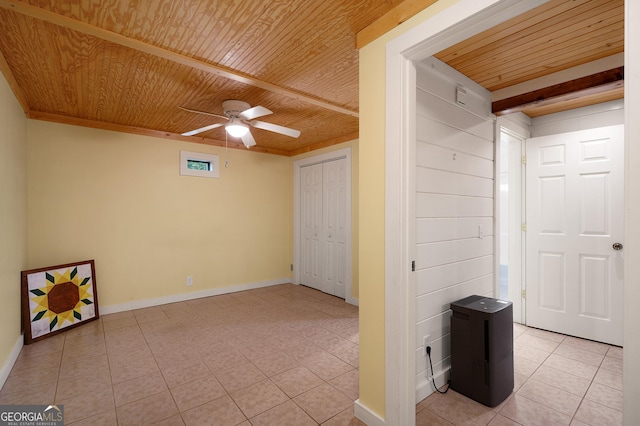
[411,260,415,272]
[522,289,527,299]
[521,223,527,232]
[521,155,527,165]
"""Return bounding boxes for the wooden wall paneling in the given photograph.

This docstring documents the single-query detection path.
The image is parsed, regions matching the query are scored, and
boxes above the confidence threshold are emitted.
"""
[416,119,494,160]
[416,312,452,349]
[416,237,494,270]
[415,314,452,380]
[416,217,494,245]
[416,91,494,141]
[416,167,494,198]
[415,256,494,296]
[414,59,495,401]
[415,274,494,322]
[416,142,494,179]
[416,193,494,218]
[416,60,492,119]
[415,333,452,377]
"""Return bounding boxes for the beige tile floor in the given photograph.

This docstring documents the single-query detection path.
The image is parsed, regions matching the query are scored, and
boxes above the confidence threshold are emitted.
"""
[0,284,624,425]
[1,284,361,425]
[417,323,624,426]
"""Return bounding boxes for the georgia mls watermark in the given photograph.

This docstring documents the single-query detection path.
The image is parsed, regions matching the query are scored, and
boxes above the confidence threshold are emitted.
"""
[0,405,63,426]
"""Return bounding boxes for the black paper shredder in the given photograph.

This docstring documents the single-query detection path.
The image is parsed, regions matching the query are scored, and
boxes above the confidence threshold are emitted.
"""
[450,295,514,407]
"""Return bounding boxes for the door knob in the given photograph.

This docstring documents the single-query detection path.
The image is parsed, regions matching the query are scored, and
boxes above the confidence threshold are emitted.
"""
[613,242,623,250]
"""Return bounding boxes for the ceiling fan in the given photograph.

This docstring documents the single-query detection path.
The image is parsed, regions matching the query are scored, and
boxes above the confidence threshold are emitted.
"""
[180,100,301,148]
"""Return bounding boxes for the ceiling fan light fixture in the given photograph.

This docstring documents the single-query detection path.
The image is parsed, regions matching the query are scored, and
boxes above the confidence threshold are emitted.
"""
[225,120,249,138]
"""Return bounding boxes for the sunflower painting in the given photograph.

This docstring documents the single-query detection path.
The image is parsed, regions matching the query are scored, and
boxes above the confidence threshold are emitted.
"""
[21,260,99,344]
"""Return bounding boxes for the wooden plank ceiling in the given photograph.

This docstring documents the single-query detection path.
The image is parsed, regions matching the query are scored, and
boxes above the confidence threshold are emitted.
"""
[0,0,625,156]
[435,0,624,117]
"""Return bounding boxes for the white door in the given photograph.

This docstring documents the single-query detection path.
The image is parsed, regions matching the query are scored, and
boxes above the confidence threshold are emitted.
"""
[300,159,348,297]
[525,125,624,345]
[300,163,323,291]
[322,158,347,298]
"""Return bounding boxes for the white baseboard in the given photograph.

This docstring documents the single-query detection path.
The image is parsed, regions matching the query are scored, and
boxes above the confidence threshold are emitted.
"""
[100,278,291,314]
[347,296,359,306]
[416,368,450,403]
[354,399,385,426]
[0,334,23,390]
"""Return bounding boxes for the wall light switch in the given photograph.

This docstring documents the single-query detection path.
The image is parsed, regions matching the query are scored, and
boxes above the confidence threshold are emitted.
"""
[186,276,193,286]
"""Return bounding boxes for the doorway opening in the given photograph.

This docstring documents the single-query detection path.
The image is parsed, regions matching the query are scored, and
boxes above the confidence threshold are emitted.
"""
[498,128,526,323]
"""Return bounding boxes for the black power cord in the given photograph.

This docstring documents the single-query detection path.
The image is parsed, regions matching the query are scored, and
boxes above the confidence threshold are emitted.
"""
[426,346,451,394]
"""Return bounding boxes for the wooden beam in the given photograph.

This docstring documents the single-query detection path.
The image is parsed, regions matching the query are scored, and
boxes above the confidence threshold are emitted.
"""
[356,0,438,49]
[493,67,624,115]
[28,111,292,156]
[494,81,624,116]
[0,0,358,118]
[523,86,624,118]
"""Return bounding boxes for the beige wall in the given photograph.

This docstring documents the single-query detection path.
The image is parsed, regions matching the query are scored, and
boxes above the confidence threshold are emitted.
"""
[27,121,293,309]
[358,41,387,416]
[291,140,360,299]
[357,0,459,418]
[0,75,28,373]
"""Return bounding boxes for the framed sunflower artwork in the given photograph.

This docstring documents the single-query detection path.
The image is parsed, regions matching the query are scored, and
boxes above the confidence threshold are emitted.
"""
[21,260,99,344]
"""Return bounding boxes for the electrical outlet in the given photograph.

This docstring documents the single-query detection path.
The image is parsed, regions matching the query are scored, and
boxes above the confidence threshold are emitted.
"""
[186,276,193,286]
[423,335,431,356]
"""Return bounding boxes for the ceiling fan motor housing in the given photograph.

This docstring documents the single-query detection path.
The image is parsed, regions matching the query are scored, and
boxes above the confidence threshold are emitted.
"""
[222,100,251,118]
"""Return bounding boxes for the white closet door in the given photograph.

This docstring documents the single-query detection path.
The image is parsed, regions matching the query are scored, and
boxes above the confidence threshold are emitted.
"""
[323,158,347,298]
[300,163,323,291]
[300,158,348,298]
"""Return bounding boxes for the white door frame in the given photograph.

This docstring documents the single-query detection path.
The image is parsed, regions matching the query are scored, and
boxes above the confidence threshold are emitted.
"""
[625,3,640,424]
[496,121,529,324]
[293,147,354,304]
[384,1,548,424]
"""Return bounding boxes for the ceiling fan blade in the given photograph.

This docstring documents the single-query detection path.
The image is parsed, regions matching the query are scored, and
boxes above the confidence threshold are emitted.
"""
[241,130,257,148]
[251,120,301,138]
[240,105,272,120]
[179,106,228,120]
[181,123,224,136]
